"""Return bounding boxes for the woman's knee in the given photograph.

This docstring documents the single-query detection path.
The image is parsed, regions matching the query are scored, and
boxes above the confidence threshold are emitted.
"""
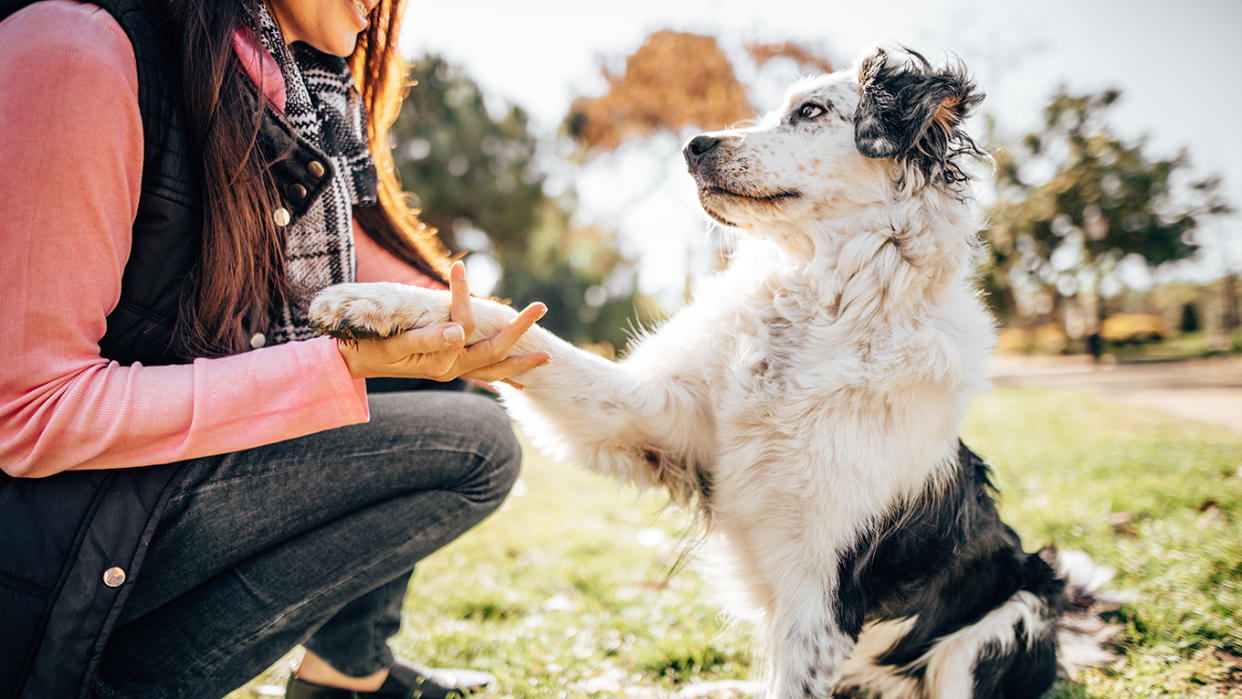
[463,395,522,507]
[358,391,520,506]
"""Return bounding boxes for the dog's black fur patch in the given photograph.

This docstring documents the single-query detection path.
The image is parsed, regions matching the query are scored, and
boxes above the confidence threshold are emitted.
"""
[971,628,1060,699]
[854,48,985,188]
[833,442,1062,695]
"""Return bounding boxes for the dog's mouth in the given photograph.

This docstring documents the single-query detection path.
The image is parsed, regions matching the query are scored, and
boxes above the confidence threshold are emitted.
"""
[695,184,800,227]
[700,185,801,204]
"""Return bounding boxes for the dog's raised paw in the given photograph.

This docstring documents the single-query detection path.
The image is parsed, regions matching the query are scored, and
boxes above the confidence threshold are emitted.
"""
[308,282,448,341]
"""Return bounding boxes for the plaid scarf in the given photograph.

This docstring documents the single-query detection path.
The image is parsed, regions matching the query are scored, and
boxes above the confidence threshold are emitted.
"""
[255,4,378,345]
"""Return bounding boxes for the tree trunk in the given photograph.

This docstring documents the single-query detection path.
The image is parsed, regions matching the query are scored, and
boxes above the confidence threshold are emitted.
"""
[1223,274,1240,333]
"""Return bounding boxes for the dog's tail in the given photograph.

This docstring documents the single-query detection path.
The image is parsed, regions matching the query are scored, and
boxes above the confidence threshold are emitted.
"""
[1038,546,1126,679]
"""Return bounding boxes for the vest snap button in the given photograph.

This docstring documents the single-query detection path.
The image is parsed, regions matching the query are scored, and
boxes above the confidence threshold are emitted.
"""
[307,160,326,178]
[250,332,267,349]
[273,207,291,226]
[102,566,126,588]
[288,183,308,200]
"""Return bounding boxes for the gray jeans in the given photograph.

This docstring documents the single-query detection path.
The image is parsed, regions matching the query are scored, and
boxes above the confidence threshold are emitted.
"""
[91,390,521,699]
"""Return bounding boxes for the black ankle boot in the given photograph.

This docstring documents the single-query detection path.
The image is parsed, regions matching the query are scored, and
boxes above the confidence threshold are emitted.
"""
[284,659,494,699]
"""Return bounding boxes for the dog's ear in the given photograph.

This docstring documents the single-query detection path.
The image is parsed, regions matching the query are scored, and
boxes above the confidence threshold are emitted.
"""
[854,48,984,182]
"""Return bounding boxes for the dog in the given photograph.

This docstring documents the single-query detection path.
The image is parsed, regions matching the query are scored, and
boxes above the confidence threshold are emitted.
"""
[309,47,1117,698]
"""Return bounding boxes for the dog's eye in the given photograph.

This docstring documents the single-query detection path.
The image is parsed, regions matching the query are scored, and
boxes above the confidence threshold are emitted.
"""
[797,102,827,120]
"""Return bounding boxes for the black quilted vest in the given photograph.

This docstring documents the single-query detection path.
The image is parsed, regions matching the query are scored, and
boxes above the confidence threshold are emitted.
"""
[0,2,336,697]
[1,0,336,366]
[90,0,203,365]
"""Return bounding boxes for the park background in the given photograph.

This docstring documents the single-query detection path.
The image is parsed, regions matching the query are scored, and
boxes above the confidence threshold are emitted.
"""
[240,0,1241,696]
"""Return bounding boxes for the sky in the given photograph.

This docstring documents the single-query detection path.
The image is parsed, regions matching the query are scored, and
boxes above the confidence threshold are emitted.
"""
[401,0,1242,295]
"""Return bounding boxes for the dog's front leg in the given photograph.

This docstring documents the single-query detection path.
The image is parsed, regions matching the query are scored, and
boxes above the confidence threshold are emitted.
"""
[309,282,715,500]
[498,339,714,503]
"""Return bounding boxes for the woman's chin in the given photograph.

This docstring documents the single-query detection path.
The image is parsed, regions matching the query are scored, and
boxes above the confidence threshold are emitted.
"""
[302,34,360,58]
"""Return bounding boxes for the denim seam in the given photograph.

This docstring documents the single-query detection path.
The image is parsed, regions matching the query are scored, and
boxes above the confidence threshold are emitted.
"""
[169,447,490,501]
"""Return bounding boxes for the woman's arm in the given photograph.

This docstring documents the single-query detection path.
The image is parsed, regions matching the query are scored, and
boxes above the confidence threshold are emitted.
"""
[0,3,369,476]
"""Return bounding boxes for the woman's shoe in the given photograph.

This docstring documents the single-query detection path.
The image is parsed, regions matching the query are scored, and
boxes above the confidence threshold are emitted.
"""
[285,658,495,699]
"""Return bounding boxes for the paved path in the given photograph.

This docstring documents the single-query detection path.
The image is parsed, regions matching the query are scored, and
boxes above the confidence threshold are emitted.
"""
[989,355,1242,432]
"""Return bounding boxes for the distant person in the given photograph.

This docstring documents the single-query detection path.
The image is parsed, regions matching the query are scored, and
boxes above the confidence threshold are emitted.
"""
[1087,331,1103,364]
[0,1,549,697]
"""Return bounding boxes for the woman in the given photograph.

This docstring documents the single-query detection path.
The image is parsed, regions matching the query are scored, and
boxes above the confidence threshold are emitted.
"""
[0,0,549,697]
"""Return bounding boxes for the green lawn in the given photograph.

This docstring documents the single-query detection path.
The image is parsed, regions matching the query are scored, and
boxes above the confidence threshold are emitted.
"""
[231,388,1242,698]
[1108,330,1242,362]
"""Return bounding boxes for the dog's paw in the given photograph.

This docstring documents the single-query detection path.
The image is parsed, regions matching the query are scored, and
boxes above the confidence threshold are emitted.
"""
[308,282,449,341]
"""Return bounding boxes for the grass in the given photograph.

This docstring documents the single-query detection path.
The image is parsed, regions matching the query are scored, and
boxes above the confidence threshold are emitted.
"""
[230,388,1242,698]
[1107,329,1242,362]
[996,327,1242,363]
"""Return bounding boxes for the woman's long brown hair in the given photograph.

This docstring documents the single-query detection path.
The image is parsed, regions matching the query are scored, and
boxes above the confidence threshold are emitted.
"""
[171,0,449,358]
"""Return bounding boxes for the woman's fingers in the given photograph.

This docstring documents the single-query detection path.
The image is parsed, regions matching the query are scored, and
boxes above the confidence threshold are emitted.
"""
[334,286,549,383]
[386,322,467,357]
[448,261,476,340]
[463,351,552,383]
[462,302,547,366]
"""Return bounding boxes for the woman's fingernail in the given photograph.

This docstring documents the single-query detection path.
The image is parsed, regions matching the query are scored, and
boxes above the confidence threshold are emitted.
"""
[443,325,465,344]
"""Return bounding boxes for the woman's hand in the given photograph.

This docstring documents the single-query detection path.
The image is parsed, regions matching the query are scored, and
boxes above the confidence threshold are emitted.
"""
[335,262,551,383]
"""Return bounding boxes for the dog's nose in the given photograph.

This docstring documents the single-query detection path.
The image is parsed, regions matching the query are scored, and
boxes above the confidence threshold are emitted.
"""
[683,135,721,167]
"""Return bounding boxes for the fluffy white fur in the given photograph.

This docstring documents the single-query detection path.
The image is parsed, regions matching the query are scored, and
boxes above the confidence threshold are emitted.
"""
[311,51,1019,698]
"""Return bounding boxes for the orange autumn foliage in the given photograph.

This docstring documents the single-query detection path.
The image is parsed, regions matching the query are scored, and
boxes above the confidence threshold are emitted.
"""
[744,41,835,74]
[567,31,835,154]
[567,31,753,152]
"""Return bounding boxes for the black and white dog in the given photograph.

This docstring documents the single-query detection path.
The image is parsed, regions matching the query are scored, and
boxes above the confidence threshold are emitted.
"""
[310,47,1117,698]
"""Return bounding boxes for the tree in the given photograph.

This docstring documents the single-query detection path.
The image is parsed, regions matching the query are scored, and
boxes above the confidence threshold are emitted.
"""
[390,54,544,265]
[389,54,654,348]
[985,89,1233,330]
[566,31,752,154]
[566,31,834,155]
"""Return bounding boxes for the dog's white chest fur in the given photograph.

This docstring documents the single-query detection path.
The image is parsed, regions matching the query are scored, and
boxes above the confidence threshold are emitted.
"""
[687,254,987,558]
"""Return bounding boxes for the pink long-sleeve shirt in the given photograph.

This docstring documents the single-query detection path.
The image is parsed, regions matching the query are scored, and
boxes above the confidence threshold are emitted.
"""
[0,1,436,476]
